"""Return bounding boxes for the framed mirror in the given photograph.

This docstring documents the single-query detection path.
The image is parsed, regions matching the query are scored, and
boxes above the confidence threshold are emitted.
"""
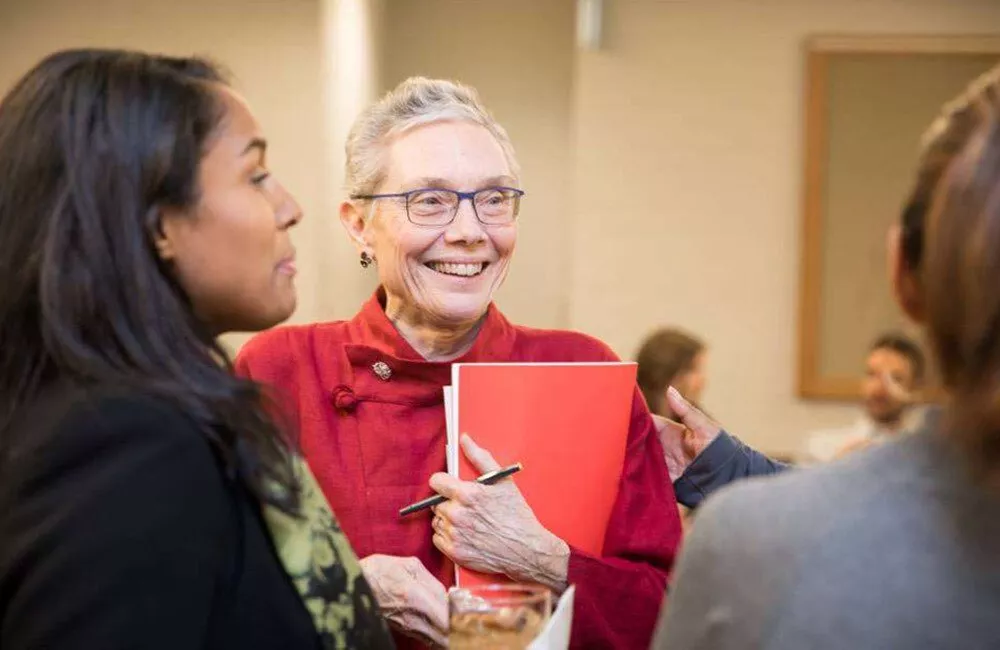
[797,35,1000,400]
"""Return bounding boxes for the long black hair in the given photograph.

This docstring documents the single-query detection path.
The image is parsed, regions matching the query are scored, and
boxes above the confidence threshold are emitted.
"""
[0,49,297,512]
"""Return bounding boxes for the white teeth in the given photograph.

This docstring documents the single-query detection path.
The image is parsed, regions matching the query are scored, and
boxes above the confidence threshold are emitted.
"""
[428,262,485,277]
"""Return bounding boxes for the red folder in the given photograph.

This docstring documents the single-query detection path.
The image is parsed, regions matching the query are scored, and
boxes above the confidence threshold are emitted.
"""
[448,362,637,588]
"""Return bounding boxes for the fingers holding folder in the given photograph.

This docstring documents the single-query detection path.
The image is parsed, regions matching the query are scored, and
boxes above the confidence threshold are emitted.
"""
[429,434,570,593]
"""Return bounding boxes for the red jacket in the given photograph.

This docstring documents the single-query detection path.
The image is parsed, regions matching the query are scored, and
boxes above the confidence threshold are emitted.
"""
[235,291,681,649]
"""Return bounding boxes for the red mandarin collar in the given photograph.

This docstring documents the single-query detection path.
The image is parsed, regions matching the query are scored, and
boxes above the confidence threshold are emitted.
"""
[337,288,519,402]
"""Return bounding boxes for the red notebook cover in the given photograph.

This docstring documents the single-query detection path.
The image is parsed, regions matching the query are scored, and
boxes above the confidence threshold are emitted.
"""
[449,362,637,588]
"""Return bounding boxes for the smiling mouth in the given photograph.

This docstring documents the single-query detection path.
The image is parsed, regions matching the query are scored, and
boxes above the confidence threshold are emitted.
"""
[425,261,488,278]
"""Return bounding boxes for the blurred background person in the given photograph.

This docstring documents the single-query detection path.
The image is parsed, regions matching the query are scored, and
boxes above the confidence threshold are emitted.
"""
[636,327,708,419]
[636,327,710,529]
[656,64,1000,650]
[804,333,927,462]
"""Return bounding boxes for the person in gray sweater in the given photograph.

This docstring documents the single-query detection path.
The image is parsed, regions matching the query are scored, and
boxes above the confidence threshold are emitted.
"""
[654,64,1000,650]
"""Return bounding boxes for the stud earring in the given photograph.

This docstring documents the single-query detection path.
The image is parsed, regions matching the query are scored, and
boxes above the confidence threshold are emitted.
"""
[360,251,374,268]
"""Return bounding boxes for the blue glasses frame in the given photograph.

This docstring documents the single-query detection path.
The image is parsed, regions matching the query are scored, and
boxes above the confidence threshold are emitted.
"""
[350,186,525,226]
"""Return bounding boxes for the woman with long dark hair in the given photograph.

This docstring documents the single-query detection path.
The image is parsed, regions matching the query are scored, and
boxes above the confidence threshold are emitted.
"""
[0,49,392,649]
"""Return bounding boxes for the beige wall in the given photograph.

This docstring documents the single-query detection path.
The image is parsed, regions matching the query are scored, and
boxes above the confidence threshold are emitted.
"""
[380,0,575,328]
[571,0,1000,454]
[5,0,1000,454]
[0,0,329,351]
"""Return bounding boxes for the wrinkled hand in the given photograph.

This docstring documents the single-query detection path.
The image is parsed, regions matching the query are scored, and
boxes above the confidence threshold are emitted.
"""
[359,554,448,648]
[654,387,723,482]
[429,434,569,593]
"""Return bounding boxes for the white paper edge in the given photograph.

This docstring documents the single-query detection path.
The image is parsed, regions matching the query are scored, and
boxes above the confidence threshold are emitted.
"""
[443,386,457,476]
[448,365,462,586]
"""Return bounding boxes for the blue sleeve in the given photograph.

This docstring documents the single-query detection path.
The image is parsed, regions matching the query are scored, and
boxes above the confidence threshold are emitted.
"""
[672,431,791,509]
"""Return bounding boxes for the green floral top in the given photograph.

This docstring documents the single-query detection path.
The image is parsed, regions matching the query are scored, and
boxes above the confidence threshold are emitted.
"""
[262,458,394,649]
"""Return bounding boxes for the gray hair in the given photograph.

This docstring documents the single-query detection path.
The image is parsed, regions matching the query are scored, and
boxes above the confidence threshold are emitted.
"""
[344,77,520,198]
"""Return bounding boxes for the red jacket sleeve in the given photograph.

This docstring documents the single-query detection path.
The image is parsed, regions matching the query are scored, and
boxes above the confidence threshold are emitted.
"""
[565,387,682,649]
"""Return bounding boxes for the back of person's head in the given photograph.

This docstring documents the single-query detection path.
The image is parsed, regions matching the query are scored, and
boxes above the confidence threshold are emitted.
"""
[870,332,926,387]
[635,328,706,416]
[897,63,1000,478]
[0,49,296,511]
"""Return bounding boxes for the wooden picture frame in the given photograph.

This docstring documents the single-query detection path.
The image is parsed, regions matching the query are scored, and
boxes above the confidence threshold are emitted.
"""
[798,35,1000,400]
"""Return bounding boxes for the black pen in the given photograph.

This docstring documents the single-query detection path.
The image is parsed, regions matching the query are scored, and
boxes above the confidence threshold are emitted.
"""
[398,462,523,517]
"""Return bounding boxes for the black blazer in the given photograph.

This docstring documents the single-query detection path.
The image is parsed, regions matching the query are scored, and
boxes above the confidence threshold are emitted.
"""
[0,386,388,649]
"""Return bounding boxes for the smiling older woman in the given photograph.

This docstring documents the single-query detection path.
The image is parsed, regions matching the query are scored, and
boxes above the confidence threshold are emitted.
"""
[235,77,681,649]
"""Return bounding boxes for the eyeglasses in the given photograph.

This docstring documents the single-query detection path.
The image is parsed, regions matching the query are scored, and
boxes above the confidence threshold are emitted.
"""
[350,186,525,227]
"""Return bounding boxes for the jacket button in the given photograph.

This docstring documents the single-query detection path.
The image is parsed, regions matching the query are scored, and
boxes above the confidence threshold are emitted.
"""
[372,361,392,381]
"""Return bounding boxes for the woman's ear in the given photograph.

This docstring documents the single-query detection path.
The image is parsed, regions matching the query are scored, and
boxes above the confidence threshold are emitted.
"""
[339,200,372,255]
[150,206,180,262]
[887,224,925,323]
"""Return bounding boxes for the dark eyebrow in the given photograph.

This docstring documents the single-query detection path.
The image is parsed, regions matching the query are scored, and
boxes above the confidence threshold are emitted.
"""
[241,138,267,156]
